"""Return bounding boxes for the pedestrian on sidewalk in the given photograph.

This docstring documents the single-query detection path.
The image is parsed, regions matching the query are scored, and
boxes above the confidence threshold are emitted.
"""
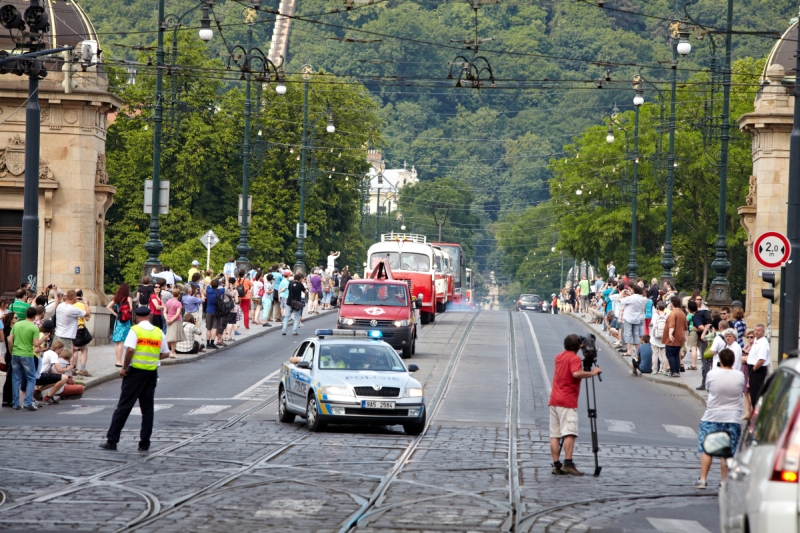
[54,289,88,357]
[578,275,590,317]
[607,261,616,279]
[148,283,165,333]
[279,271,291,318]
[223,257,237,279]
[204,278,223,350]
[71,290,93,377]
[619,285,647,357]
[700,320,728,391]
[746,324,770,408]
[632,334,652,376]
[308,268,322,314]
[741,330,755,420]
[694,348,744,490]
[164,288,185,357]
[106,283,133,368]
[100,306,170,452]
[643,296,653,336]
[327,251,340,275]
[731,307,746,348]
[650,302,669,375]
[1,312,17,407]
[663,296,687,377]
[549,334,602,476]
[235,269,252,329]
[9,307,47,410]
[282,273,306,336]
[252,272,264,326]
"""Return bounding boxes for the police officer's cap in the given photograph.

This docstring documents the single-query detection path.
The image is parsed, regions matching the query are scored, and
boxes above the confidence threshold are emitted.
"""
[134,306,151,316]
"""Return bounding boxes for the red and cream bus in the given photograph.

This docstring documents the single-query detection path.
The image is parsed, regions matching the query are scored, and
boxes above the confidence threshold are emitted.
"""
[367,234,446,324]
[432,242,466,309]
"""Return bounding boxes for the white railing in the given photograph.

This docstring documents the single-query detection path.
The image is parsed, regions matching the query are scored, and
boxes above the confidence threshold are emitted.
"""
[381,233,426,243]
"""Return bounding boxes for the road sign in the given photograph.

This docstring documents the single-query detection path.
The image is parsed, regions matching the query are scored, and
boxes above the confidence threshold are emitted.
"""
[755,231,791,268]
[200,230,220,271]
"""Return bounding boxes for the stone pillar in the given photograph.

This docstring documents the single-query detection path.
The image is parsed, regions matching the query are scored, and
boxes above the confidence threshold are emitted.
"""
[738,64,794,338]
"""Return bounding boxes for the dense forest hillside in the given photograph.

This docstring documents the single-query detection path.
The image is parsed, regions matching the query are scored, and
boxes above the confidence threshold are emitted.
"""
[83,0,797,298]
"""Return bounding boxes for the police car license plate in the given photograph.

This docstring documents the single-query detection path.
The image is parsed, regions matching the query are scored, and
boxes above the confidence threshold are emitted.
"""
[362,400,395,409]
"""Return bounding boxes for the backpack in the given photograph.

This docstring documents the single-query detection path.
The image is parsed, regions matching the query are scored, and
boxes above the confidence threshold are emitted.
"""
[235,280,246,298]
[273,282,280,302]
[118,301,131,322]
[651,314,667,341]
[215,289,235,317]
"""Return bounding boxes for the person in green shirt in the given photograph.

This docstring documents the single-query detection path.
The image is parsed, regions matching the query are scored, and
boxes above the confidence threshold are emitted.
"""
[9,307,48,410]
[9,288,31,320]
[578,275,591,317]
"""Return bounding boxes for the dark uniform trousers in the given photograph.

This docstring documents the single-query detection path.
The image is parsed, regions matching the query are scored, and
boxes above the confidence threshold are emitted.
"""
[106,368,158,448]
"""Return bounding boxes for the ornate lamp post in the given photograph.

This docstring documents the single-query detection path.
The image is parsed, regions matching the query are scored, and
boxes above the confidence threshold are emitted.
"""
[225,8,285,270]
[625,73,645,281]
[373,160,385,242]
[295,64,334,274]
[144,0,216,274]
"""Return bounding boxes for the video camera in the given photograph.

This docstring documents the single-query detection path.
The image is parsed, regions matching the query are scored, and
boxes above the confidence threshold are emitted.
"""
[579,334,599,374]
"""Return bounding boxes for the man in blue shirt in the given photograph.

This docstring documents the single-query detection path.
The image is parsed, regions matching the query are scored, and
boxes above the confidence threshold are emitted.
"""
[204,279,223,350]
[632,334,653,376]
[601,280,617,331]
[223,257,237,279]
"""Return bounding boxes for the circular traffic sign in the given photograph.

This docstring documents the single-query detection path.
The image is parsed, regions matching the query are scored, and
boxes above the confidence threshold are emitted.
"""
[754,231,790,268]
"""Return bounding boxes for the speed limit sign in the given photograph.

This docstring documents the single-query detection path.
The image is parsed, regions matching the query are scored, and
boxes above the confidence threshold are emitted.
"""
[754,231,791,268]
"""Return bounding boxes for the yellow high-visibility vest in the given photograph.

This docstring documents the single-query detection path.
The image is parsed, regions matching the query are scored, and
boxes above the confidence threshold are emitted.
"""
[130,324,162,371]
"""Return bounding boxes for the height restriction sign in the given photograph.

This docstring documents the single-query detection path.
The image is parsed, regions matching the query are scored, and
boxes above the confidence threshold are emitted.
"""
[754,231,791,268]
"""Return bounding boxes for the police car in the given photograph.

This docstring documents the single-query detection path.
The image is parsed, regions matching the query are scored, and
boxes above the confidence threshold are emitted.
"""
[278,329,426,435]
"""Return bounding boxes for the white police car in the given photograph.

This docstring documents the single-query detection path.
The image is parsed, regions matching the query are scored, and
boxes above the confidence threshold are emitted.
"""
[278,329,426,435]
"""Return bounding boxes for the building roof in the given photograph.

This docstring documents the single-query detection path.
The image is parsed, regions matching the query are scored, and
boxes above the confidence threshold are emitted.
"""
[366,165,418,192]
[0,0,98,53]
[763,20,797,81]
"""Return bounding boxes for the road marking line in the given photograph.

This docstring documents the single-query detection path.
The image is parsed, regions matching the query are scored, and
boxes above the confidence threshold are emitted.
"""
[187,405,231,415]
[63,406,108,415]
[663,425,698,439]
[647,518,712,533]
[233,369,281,399]
[606,420,636,433]
[76,398,249,401]
[130,404,174,416]
[522,312,550,395]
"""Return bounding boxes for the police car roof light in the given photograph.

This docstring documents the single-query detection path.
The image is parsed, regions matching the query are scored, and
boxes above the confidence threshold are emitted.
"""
[315,329,333,337]
[368,330,383,339]
[322,329,370,337]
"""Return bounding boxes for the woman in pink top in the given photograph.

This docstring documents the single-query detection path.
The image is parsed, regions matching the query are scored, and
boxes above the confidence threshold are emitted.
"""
[164,288,186,357]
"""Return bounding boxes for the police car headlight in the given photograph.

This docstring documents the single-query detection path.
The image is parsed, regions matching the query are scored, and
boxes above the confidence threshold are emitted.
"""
[338,317,355,326]
[321,386,353,396]
[394,319,410,327]
[405,388,423,397]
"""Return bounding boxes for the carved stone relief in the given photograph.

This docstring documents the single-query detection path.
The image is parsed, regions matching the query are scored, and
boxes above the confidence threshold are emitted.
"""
[746,175,757,206]
[95,154,108,184]
[0,135,55,179]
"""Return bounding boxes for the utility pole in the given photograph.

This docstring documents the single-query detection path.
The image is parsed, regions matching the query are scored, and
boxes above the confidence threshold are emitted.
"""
[782,20,800,359]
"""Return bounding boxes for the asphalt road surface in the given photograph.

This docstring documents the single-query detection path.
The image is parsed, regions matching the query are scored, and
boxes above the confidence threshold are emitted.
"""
[0,310,718,533]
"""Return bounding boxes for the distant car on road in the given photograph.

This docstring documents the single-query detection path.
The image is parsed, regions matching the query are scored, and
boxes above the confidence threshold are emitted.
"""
[516,294,542,312]
[714,358,800,533]
[279,329,426,435]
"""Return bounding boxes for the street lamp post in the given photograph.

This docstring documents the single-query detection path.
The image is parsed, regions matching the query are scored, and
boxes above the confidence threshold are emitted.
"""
[295,64,334,274]
[627,73,645,281]
[143,0,215,275]
[225,13,284,271]
[660,29,690,286]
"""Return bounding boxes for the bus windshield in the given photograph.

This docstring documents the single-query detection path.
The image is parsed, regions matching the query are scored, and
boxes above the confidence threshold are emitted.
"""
[370,252,430,272]
[343,283,409,307]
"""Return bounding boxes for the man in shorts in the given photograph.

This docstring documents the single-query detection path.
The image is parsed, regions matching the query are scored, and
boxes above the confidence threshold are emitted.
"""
[549,334,602,476]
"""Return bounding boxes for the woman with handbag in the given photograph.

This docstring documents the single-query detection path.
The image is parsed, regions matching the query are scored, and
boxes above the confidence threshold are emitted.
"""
[321,274,334,310]
[106,283,134,368]
[1,312,17,406]
[149,283,166,333]
[282,273,306,336]
[72,290,93,377]
[251,272,264,326]
[164,288,186,357]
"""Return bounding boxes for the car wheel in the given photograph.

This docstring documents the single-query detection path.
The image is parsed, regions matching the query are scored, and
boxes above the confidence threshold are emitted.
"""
[306,394,326,432]
[403,406,426,435]
[420,312,430,325]
[278,386,295,423]
[402,338,413,359]
[429,311,435,323]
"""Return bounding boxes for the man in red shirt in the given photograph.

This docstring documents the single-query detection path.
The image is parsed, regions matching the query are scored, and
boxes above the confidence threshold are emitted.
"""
[549,334,602,476]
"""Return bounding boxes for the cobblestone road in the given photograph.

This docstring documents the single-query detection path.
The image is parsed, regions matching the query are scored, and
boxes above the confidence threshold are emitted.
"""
[0,311,717,532]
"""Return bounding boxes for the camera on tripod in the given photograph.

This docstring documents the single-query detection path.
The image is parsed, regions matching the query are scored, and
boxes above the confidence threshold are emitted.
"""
[579,334,599,374]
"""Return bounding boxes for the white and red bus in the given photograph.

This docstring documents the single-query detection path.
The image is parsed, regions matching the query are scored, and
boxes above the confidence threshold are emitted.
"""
[367,234,446,324]
[432,242,466,309]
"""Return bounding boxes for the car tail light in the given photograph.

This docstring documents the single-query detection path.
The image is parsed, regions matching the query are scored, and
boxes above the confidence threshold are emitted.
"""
[771,401,800,482]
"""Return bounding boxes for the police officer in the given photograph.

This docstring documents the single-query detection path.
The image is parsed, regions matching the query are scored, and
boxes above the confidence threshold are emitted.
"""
[100,306,169,452]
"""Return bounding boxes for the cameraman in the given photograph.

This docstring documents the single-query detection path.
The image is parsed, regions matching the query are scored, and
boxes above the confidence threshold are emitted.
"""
[549,334,602,476]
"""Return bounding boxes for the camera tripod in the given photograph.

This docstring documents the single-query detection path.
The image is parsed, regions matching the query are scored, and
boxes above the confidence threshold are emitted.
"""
[556,375,602,477]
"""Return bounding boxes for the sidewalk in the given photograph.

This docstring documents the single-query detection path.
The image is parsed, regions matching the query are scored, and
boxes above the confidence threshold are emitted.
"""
[0,308,336,393]
[563,311,709,405]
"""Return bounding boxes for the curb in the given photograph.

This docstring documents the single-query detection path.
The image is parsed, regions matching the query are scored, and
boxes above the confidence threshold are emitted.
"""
[561,312,707,407]
[80,309,336,392]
